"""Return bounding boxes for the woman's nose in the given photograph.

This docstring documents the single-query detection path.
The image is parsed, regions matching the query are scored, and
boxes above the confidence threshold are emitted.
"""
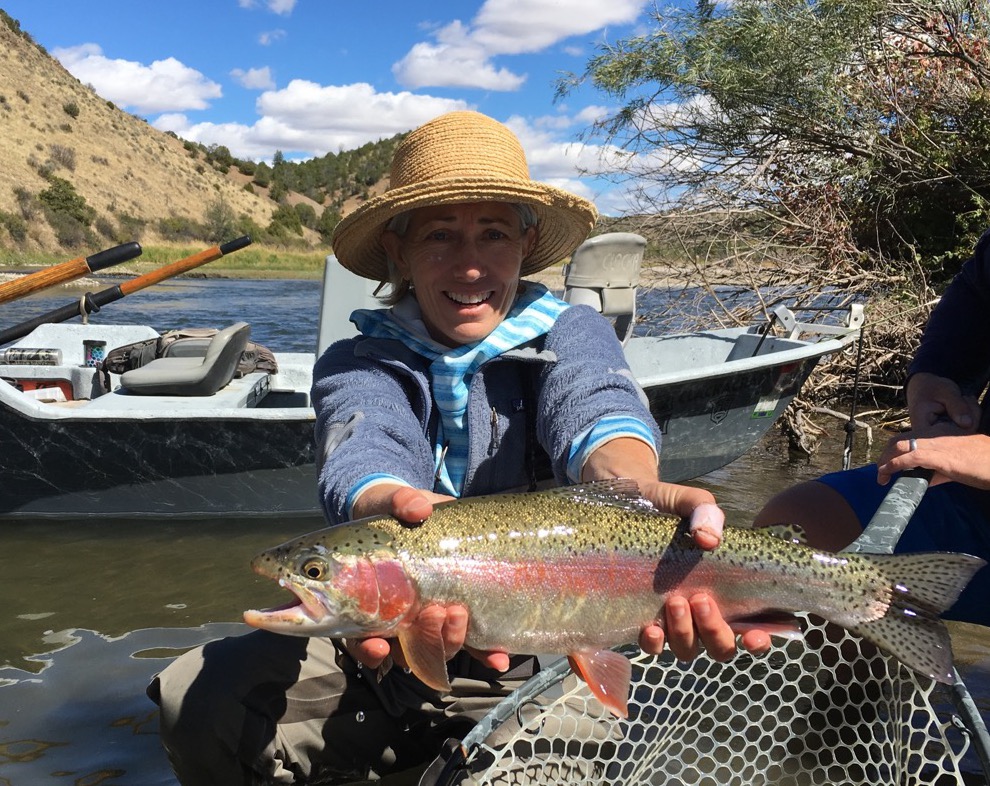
[450,240,484,278]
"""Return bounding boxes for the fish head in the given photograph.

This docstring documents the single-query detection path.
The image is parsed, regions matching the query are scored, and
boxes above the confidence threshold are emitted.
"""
[243,522,418,638]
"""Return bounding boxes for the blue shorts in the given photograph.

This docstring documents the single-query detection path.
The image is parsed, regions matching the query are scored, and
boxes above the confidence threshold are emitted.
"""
[817,466,990,625]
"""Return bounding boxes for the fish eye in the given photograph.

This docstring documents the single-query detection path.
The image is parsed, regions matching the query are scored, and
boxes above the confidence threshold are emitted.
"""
[300,557,329,580]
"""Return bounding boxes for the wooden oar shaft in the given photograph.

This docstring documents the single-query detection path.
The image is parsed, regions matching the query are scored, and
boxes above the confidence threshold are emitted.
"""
[118,236,249,296]
[0,242,142,306]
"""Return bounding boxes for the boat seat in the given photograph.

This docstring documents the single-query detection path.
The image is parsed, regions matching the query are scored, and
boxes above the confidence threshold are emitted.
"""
[120,322,251,396]
[563,232,646,345]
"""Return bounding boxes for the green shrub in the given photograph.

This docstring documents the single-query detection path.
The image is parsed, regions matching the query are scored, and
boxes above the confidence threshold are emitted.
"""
[293,202,317,230]
[203,197,235,243]
[94,215,116,239]
[0,210,28,243]
[13,186,37,219]
[39,177,94,225]
[252,162,272,188]
[116,212,146,242]
[62,101,79,119]
[316,206,341,243]
[46,211,92,248]
[158,214,203,242]
[268,203,303,237]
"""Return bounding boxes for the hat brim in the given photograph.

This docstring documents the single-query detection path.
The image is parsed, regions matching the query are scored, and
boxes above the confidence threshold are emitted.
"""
[332,176,598,280]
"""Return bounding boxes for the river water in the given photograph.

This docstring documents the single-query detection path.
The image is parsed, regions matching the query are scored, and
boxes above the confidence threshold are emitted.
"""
[0,277,987,784]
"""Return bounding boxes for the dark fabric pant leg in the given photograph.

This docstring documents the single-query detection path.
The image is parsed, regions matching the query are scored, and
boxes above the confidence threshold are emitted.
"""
[147,630,537,785]
[148,631,440,785]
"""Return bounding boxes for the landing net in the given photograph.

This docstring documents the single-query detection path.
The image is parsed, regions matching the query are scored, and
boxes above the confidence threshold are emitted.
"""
[431,613,989,785]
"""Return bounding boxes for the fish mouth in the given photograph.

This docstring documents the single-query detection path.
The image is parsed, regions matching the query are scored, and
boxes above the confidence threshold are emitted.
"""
[243,576,333,631]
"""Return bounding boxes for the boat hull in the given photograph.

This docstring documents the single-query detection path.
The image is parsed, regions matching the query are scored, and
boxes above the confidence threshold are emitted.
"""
[0,305,858,520]
[0,407,318,519]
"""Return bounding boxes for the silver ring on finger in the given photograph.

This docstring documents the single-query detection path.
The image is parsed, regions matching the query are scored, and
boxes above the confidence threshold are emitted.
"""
[909,437,918,452]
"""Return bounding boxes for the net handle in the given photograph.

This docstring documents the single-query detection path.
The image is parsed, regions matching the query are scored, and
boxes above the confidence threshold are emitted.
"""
[844,468,990,773]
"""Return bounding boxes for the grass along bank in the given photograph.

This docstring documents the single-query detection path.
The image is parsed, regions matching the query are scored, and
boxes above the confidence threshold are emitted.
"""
[0,243,330,280]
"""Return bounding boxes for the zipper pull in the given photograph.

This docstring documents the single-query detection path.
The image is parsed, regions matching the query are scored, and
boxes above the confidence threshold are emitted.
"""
[488,407,500,454]
[434,442,449,484]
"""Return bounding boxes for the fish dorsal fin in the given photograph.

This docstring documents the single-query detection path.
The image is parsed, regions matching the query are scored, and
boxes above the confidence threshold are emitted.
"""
[396,605,452,693]
[549,479,658,515]
[567,648,633,719]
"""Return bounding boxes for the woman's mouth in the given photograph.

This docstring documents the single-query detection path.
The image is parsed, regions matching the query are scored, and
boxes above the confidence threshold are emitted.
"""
[445,290,493,305]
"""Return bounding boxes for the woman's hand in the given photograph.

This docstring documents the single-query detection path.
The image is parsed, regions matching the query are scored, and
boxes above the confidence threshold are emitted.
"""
[582,437,771,662]
[633,478,771,661]
[877,431,990,489]
[345,485,510,673]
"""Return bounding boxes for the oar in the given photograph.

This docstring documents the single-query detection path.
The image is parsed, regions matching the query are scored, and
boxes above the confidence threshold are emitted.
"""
[0,241,142,306]
[0,236,251,346]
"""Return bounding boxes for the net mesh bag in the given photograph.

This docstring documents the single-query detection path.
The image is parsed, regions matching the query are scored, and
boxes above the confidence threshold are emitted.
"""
[433,613,988,785]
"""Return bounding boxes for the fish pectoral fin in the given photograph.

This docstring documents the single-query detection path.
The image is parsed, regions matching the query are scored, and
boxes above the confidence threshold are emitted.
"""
[396,605,452,693]
[568,649,632,719]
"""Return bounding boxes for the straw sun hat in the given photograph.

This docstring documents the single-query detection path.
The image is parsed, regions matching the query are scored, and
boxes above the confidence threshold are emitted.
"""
[331,111,599,281]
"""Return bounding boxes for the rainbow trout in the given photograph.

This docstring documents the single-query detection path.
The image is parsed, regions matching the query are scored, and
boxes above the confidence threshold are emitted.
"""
[244,480,984,717]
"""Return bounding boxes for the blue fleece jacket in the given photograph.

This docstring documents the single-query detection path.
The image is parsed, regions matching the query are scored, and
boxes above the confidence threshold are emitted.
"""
[312,303,661,524]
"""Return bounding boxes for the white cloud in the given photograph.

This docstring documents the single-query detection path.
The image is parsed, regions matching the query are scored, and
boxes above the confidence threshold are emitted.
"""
[239,0,296,14]
[52,44,222,114]
[231,66,276,90]
[394,41,526,91]
[259,29,287,46]
[470,0,647,54]
[153,81,470,160]
[265,0,297,14]
[393,0,649,90]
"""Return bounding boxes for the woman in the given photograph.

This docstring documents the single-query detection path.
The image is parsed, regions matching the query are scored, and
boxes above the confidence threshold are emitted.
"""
[150,111,768,785]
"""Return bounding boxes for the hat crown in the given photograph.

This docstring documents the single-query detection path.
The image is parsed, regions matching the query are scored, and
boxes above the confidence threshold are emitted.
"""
[389,111,530,190]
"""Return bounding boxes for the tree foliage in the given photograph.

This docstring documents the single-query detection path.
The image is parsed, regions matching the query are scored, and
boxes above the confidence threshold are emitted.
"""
[562,0,990,283]
[563,0,990,424]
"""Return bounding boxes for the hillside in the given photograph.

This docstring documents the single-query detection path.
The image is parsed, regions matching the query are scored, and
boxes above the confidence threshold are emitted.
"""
[0,13,322,254]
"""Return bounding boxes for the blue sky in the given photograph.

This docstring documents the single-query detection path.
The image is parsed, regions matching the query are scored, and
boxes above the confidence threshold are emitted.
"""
[2,0,661,215]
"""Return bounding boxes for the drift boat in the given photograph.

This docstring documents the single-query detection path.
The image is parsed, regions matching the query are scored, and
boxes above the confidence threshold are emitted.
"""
[0,234,862,520]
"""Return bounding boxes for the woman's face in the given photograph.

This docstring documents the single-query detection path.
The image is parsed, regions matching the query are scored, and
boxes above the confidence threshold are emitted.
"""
[382,202,537,346]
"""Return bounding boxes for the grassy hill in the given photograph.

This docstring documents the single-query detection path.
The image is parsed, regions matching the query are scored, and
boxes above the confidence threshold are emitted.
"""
[0,11,398,266]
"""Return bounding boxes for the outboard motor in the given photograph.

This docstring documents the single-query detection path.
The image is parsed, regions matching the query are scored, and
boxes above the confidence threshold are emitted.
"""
[563,232,646,345]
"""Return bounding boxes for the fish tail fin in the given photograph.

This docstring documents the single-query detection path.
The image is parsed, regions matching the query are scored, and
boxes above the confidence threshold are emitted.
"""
[568,649,632,719]
[848,552,985,684]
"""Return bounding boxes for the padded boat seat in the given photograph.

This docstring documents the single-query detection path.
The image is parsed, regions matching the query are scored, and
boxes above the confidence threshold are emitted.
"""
[563,232,645,345]
[120,322,250,396]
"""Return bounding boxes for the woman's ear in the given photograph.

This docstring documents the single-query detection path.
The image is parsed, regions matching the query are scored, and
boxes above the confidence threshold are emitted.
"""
[381,231,410,279]
[522,224,539,258]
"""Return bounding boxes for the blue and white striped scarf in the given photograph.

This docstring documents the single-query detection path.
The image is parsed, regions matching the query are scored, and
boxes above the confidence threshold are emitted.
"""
[351,283,568,496]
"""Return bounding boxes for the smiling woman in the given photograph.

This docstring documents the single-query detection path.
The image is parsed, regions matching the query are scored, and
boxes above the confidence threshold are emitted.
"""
[147,110,770,786]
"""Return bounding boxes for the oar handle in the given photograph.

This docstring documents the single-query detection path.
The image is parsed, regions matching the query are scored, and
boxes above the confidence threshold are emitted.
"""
[0,237,251,347]
[0,241,142,305]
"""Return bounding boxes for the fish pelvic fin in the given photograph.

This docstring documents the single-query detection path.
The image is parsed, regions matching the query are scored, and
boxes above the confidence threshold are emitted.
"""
[396,605,452,693]
[568,648,633,719]
[849,552,986,684]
